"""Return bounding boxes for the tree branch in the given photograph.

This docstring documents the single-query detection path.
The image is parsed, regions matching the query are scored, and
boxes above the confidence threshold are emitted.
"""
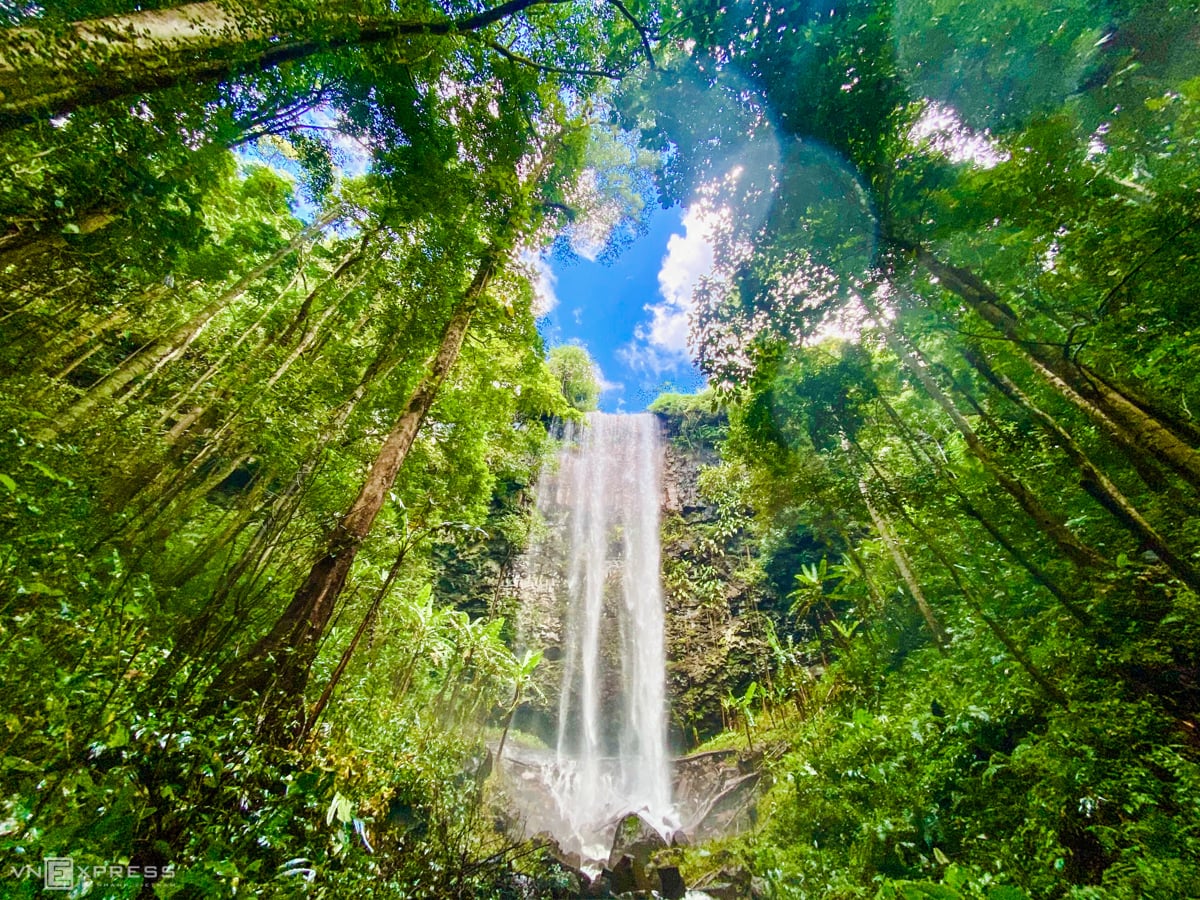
[0,0,585,127]
[1094,215,1200,319]
[485,39,622,79]
[608,0,658,70]
[450,0,576,33]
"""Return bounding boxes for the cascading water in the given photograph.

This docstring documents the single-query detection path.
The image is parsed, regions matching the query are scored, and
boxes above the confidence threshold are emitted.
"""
[505,412,676,864]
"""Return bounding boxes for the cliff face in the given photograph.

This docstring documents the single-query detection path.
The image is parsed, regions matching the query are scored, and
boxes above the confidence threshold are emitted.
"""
[504,483,573,746]
[657,420,775,748]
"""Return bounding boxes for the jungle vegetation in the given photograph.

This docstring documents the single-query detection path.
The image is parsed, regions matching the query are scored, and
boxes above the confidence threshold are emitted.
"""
[1,0,1198,897]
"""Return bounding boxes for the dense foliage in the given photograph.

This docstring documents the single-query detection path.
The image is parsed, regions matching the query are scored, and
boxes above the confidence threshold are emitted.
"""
[0,1,648,896]
[2,0,1198,897]
[628,1,1200,897]
[547,345,602,413]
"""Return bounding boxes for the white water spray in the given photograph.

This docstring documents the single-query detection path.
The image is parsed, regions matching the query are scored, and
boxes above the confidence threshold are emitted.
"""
[508,412,675,863]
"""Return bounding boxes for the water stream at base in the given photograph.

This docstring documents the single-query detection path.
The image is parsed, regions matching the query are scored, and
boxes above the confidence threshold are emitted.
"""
[506,412,677,865]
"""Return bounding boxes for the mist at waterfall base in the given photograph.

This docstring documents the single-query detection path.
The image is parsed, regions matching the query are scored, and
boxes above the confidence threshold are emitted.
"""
[504,412,678,867]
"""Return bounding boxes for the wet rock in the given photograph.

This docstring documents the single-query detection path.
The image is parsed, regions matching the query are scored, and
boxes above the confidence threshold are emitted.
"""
[608,813,668,865]
[702,866,752,900]
[609,812,669,891]
[608,856,637,895]
[673,748,764,842]
[659,429,777,744]
[657,864,687,899]
[584,870,611,897]
[534,831,584,873]
[737,750,763,773]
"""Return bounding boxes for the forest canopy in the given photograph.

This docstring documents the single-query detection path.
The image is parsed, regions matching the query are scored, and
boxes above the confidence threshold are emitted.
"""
[1,0,1199,897]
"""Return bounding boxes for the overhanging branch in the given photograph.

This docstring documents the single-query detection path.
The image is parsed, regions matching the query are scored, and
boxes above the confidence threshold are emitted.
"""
[608,0,658,70]
[485,39,624,79]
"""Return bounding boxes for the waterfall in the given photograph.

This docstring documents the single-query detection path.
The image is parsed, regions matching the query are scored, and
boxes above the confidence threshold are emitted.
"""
[506,412,676,864]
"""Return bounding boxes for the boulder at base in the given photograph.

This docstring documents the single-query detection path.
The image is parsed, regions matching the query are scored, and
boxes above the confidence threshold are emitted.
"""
[657,864,687,899]
[608,812,669,892]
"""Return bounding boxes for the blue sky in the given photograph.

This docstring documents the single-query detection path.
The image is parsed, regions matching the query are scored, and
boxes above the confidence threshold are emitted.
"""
[244,114,713,413]
[532,205,709,413]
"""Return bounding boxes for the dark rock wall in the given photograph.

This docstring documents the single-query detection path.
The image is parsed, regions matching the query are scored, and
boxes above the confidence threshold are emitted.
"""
[656,415,779,750]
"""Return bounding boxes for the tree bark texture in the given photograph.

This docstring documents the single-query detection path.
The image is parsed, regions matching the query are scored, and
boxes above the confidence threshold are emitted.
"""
[882,323,1108,570]
[907,243,1200,492]
[220,251,498,714]
[964,347,1200,594]
[0,0,572,127]
[858,478,948,652]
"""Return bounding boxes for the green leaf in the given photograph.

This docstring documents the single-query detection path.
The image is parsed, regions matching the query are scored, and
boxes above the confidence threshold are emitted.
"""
[0,473,15,492]
[1180,76,1200,101]
[3,756,43,773]
[25,459,73,485]
[986,888,1030,900]
[19,582,64,597]
[898,884,961,900]
[327,791,354,826]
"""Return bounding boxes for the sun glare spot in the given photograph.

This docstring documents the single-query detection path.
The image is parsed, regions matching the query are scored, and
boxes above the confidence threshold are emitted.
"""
[909,102,1008,168]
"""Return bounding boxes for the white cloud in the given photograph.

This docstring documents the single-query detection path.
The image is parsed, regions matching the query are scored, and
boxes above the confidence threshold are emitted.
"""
[617,204,723,378]
[597,370,625,395]
[615,340,687,379]
[519,252,559,316]
[651,205,717,354]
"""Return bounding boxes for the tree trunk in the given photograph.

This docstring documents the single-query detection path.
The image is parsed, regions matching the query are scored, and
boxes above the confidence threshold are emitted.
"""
[1084,365,1200,447]
[276,235,370,346]
[857,478,948,652]
[143,351,391,700]
[963,347,1200,594]
[874,392,1096,628]
[494,682,523,765]
[0,211,117,268]
[303,539,410,741]
[881,322,1108,570]
[0,0,570,127]
[40,304,134,379]
[217,251,499,719]
[118,278,366,515]
[168,474,271,588]
[866,459,1069,707]
[204,335,407,605]
[40,210,335,440]
[155,265,307,426]
[905,242,1200,492]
